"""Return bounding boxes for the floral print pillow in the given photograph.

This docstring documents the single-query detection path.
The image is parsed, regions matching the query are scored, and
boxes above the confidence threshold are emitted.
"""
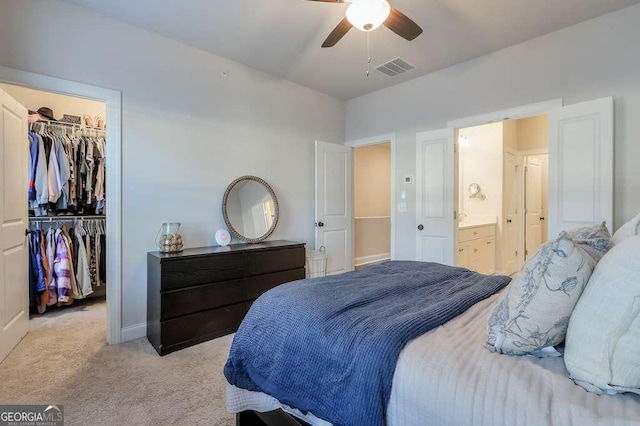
[566,221,612,261]
[486,232,599,356]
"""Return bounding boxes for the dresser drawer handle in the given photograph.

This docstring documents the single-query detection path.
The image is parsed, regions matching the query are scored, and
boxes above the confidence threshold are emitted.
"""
[458,249,464,252]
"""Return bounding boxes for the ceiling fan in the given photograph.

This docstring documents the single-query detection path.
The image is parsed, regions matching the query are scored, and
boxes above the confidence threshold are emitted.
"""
[307,0,423,48]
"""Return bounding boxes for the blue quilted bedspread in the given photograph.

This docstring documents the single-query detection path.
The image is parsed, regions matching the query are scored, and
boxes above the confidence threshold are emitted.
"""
[224,261,510,426]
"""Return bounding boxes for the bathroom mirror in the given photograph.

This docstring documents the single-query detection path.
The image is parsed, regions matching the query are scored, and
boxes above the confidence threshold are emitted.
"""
[222,176,279,243]
[468,183,486,200]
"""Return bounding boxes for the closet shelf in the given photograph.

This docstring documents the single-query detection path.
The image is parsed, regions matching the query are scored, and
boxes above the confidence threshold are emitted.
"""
[29,215,105,221]
[355,216,391,220]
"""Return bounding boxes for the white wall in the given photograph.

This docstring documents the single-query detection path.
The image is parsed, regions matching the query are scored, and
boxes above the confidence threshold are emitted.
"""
[0,0,345,334]
[346,4,640,260]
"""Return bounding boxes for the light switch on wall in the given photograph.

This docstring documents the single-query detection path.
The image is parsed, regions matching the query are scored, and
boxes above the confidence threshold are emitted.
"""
[397,202,407,213]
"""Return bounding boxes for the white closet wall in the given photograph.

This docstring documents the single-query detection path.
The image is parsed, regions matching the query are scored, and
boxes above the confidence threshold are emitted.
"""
[0,83,106,121]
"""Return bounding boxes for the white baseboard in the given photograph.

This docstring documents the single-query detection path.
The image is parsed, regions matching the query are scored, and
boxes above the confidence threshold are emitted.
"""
[120,322,147,343]
[355,253,391,267]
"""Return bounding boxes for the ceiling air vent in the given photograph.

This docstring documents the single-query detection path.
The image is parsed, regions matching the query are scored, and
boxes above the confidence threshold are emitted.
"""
[375,57,416,78]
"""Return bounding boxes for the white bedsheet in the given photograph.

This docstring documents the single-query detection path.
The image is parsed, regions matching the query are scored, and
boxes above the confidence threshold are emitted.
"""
[226,291,640,425]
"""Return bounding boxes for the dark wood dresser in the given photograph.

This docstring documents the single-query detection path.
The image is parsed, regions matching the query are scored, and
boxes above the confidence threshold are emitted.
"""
[147,240,305,356]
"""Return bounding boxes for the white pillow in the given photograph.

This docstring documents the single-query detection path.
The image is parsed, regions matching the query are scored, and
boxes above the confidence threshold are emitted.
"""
[612,213,640,245]
[486,232,597,356]
[565,236,640,394]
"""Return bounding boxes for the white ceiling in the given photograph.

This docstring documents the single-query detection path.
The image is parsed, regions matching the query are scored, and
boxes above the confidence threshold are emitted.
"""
[64,0,640,100]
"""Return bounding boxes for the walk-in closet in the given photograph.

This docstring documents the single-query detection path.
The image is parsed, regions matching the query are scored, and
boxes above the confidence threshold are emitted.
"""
[0,83,108,332]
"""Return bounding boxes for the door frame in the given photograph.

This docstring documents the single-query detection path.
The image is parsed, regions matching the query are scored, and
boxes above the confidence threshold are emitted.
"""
[444,99,562,266]
[0,65,123,345]
[345,133,396,262]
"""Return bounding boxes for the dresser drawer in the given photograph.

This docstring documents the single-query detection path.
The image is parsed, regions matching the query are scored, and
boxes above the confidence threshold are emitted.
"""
[246,268,305,299]
[160,268,305,320]
[161,252,247,290]
[458,225,495,243]
[247,246,305,275]
[160,301,253,351]
[161,278,247,320]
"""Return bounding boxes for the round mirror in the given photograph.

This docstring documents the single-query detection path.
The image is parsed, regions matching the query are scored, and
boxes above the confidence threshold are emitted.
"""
[222,176,279,243]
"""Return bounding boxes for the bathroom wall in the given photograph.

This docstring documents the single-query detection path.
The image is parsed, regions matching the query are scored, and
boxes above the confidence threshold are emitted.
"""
[458,122,503,221]
[517,115,549,152]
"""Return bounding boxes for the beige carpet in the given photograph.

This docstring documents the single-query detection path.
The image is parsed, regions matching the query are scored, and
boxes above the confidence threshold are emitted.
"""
[0,300,235,426]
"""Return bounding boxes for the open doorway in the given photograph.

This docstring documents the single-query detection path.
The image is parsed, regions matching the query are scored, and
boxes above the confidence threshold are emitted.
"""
[455,114,548,276]
[353,142,391,269]
[0,82,109,359]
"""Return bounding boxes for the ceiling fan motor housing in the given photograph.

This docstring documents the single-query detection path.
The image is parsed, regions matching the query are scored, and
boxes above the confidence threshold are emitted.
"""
[346,0,391,32]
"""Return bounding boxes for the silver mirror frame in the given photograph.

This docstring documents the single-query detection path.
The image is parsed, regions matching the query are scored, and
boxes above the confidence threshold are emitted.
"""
[222,175,279,243]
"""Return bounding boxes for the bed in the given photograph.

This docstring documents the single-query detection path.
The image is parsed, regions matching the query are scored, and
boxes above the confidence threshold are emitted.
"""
[224,261,640,426]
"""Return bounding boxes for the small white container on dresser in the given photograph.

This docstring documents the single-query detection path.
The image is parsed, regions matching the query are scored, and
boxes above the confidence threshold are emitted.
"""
[457,223,496,275]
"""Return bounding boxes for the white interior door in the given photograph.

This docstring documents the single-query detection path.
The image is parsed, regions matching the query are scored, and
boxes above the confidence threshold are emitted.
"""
[315,140,353,275]
[0,89,29,363]
[503,152,521,274]
[548,97,613,238]
[539,154,549,244]
[416,129,455,265]
[525,156,543,259]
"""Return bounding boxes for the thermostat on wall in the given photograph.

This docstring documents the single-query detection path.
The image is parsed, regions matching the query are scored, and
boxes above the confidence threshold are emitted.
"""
[404,175,414,184]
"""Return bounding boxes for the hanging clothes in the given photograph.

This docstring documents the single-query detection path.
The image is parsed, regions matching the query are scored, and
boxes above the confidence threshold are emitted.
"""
[27,218,105,313]
[45,227,57,306]
[53,229,72,303]
[27,122,106,216]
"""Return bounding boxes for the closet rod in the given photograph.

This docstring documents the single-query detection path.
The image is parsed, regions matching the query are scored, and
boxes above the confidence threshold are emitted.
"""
[31,119,106,132]
[28,215,105,221]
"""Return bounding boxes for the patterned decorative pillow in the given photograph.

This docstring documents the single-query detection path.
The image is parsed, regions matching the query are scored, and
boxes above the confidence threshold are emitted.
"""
[565,221,612,261]
[486,232,597,356]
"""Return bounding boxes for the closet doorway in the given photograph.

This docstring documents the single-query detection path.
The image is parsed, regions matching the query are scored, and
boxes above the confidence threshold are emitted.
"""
[0,67,123,358]
[0,82,108,340]
[353,142,392,269]
[455,113,549,276]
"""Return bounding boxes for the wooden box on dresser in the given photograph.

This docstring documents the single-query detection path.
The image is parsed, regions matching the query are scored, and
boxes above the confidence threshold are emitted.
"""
[147,240,305,356]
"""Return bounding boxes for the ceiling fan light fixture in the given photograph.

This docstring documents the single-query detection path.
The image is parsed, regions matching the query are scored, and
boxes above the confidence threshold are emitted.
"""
[346,0,391,32]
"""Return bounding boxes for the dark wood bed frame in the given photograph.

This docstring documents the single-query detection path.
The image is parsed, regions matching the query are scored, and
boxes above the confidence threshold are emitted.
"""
[236,410,311,426]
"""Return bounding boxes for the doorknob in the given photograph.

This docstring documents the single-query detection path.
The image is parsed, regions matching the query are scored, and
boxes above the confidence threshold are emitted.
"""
[316,222,325,227]
[417,224,424,231]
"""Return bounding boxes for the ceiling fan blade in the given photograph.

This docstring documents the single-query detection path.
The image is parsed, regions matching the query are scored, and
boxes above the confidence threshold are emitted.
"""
[322,17,353,48]
[384,7,423,41]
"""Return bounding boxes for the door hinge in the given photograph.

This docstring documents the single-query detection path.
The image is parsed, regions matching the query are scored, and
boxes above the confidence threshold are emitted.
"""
[453,211,457,220]
[525,249,529,256]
